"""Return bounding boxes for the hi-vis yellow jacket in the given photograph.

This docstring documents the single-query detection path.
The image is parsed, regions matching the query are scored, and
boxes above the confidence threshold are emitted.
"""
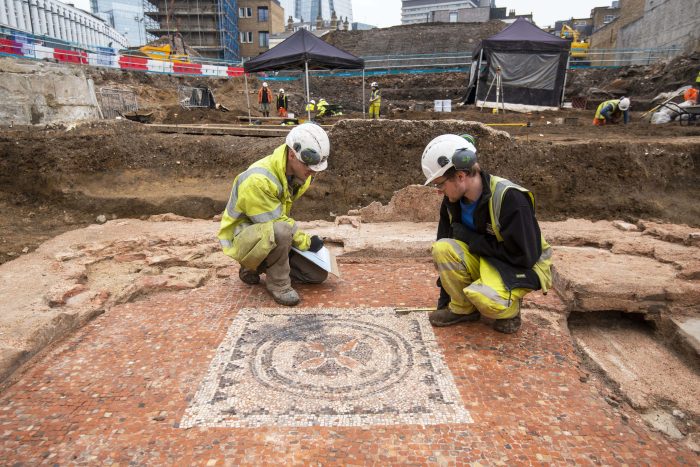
[370,88,381,105]
[218,144,312,267]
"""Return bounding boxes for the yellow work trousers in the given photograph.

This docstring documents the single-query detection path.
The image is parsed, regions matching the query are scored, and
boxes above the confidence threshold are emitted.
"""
[432,238,532,319]
[369,102,380,119]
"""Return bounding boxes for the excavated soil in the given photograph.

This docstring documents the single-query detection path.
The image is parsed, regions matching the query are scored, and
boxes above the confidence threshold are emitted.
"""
[1,117,699,264]
[1,49,699,265]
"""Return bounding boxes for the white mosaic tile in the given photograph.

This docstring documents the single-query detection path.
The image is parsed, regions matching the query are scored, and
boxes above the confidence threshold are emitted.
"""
[180,307,472,428]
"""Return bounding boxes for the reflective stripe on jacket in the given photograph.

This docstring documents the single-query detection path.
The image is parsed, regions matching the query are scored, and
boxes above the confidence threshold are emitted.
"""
[370,89,381,105]
[486,175,552,292]
[277,94,288,109]
[440,174,552,293]
[218,144,312,264]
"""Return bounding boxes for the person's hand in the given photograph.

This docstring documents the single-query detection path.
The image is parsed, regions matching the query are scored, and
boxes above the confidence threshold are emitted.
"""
[451,223,477,245]
[309,235,324,252]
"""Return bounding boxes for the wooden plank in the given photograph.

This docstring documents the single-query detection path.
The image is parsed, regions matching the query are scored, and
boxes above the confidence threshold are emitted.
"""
[146,124,291,137]
[237,115,299,124]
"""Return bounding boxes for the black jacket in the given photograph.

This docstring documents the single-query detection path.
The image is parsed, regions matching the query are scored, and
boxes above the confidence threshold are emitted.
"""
[436,172,543,307]
[276,94,288,110]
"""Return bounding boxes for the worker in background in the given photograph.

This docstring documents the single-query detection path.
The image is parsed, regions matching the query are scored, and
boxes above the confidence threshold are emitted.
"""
[218,123,330,306]
[369,81,381,119]
[258,82,273,117]
[593,97,630,125]
[316,98,329,118]
[683,85,698,104]
[305,99,316,119]
[276,88,289,118]
[421,134,552,334]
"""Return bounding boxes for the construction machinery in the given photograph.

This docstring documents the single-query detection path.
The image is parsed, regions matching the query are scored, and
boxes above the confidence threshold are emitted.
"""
[126,44,190,63]
[560,25,589,62]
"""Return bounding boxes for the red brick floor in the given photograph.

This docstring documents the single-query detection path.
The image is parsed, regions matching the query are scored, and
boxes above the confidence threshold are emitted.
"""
[1,260,695,464]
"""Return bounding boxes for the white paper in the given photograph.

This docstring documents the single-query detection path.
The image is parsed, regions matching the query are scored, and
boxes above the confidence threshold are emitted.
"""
[291,246,340,277]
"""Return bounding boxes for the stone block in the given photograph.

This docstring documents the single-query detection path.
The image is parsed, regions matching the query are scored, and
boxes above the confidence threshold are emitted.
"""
[553,246,699,312]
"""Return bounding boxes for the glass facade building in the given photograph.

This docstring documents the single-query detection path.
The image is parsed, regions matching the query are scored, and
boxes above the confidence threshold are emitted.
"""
[278,0,352,23]
[90,0,149,46]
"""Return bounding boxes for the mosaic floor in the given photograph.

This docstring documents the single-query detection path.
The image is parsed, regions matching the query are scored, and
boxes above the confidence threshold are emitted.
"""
[182,307,471,428]
[0,261,696,464]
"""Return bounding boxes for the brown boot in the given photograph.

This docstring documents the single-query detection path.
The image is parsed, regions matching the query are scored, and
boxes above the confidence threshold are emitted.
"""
[429,308,480,327]
[493,314,521,334]
[268,287,300,306]
[238,266,260,285]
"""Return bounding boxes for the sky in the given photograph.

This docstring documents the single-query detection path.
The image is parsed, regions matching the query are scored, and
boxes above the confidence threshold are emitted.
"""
[352,0,611,29]
[70,0,609,31]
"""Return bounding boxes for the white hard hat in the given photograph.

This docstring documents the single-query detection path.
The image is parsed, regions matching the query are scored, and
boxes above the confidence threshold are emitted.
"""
[310,99,315,104]
[286,123,330,172]
[262,82,268,87]
[371,82,378,87]
[618,97,630,111]
[279,88,285,93]
[421,134,477,186]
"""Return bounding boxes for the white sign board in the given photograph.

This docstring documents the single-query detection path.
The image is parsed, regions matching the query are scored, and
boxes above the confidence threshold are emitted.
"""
[434,100,443,112]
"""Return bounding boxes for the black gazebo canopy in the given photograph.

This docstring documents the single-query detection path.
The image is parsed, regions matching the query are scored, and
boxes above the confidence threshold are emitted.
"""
[243,29,364,119]
[466,18,571,110]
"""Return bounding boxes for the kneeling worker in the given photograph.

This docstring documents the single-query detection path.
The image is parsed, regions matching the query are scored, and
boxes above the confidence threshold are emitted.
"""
[218,123,330,306]
[422,134,552,333]
[593,97,630,125]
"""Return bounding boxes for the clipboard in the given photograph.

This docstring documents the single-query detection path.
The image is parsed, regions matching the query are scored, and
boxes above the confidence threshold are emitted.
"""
[291,246,340,277]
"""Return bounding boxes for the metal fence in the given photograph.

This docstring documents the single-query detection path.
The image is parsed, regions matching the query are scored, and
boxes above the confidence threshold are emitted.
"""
[576,47,683,67]
[98,88,138,118]
[363,51,471,70]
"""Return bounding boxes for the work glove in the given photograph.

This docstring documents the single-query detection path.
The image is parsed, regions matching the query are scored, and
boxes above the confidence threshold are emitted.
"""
[308,235,324,253]
[451,222,478,246]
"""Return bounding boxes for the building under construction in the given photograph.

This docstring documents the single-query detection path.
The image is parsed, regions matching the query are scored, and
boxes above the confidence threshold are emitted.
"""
[143,0,239,61]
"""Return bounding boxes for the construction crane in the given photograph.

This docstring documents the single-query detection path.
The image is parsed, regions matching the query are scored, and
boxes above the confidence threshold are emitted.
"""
[560,24,590,63]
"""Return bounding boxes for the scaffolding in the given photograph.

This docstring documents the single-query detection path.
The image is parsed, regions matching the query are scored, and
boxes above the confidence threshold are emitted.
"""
[142,0,239,61]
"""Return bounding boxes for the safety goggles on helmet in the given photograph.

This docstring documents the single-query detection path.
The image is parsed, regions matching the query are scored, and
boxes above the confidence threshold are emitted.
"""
[297,147,325,166]
[421,134,477,186]
[285,123,330,172]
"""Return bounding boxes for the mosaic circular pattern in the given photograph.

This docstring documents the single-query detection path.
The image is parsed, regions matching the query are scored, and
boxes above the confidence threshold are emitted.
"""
[250,317,414,400]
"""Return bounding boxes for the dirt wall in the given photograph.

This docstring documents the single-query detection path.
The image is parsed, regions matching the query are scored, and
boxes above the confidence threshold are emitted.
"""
[1,119,698,225]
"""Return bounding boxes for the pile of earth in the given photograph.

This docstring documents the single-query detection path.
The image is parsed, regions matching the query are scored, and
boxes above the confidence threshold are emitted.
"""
[324,21,505,56]
[85,50,700,121]
[565,52,700,105]
[1,118,698,264]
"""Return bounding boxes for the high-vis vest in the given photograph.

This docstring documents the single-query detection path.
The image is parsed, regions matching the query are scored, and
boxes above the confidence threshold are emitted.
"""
[218,144,312,268]
[488,175,552,292]
[448,175,553,293]
[370,88,381,105]
[316,99,328,115]
[595,99,619,120]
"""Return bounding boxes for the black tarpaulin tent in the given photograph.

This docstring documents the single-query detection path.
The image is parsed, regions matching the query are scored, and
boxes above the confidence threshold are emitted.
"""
[465,18,571,111]
[243,28,365,120]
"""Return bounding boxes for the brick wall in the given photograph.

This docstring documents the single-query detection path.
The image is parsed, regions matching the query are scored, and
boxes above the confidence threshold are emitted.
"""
[590,0,645,55]
[239,0,284,59]
[620,0,699,52]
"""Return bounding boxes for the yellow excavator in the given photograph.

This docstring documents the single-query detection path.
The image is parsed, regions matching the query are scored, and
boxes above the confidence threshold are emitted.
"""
[560,24,589,62]
[128,44,189,62]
